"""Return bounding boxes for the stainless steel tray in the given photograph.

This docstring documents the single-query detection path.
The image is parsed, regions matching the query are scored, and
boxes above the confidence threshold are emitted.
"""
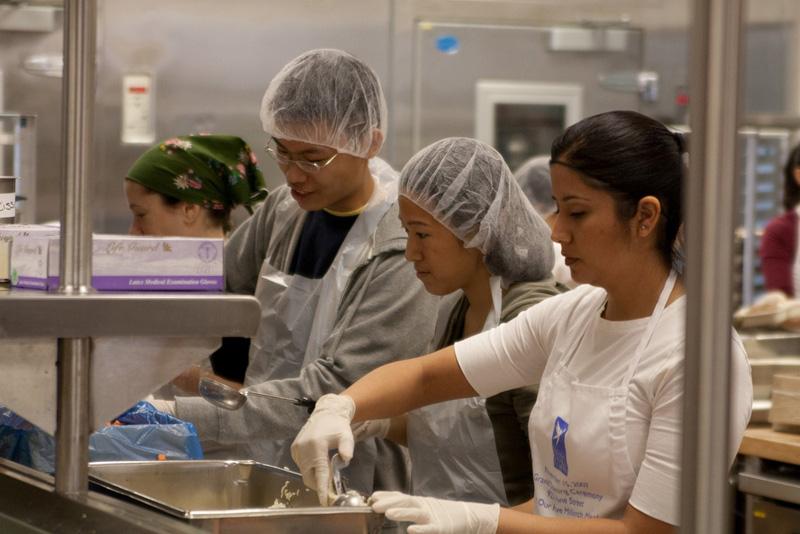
[89,460,383,534]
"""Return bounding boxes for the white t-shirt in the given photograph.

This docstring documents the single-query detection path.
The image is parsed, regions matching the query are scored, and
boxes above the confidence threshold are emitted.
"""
[455,284,753,525]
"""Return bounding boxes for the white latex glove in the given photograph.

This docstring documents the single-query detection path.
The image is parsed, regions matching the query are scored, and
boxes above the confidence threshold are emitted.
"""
[290,394,356,505]
[144,395,176,416]
[351,418,391,442]
[370,491,500,534]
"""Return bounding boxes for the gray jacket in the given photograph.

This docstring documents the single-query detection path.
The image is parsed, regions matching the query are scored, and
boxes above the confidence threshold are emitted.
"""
[177,185,440,494]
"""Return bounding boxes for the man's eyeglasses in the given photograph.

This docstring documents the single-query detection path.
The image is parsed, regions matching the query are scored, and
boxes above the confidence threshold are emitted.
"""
[264,141,339,174]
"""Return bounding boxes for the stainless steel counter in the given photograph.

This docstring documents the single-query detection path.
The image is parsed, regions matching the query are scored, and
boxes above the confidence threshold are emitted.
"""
[0,458,201,533]
[738,453,800,534]
[0,284,262,496]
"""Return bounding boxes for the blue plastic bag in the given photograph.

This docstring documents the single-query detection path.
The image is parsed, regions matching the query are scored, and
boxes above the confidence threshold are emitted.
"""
[90,401,203,461]
[0,407,55,473]
[0,402,203,473]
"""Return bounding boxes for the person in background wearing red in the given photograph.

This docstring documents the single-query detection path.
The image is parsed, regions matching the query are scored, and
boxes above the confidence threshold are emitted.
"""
[760,143,800,297]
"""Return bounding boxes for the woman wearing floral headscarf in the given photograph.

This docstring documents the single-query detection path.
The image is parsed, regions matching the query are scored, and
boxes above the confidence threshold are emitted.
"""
[125,134,267,236]
[125,134,267,385]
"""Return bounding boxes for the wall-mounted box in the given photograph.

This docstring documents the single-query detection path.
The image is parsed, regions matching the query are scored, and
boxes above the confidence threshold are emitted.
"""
[0,6,58,33]
[548,26,630,52]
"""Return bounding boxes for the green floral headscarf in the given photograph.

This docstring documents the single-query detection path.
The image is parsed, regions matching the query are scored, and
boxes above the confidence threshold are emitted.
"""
[127,135,268,213]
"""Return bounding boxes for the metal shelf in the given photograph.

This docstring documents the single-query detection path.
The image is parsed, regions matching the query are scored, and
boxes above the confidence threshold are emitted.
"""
[0,287,260,338]
[740,330,800,341]
[740,330,800,358]
[0,288,262,434]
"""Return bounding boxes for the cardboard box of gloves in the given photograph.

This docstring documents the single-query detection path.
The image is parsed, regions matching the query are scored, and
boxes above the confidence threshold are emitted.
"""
[3,226,223,291]
[0,224,60,283]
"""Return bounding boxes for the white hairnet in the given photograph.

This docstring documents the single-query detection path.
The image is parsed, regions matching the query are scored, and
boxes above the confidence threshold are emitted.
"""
[400,138,554,285]
[259,49,387,158]
[514,155,556,217]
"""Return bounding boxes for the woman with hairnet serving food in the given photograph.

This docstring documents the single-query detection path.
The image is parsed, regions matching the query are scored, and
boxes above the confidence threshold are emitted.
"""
[291,111,752,533]
[166,49,439,498]
[351,137,562,507]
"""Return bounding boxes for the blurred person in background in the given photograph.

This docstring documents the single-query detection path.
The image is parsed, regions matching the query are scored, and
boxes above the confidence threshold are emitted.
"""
[760,143,800,297]
[515,155,576,288]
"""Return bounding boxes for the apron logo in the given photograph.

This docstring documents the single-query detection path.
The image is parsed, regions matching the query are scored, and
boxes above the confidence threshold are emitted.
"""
[552,416,569,476]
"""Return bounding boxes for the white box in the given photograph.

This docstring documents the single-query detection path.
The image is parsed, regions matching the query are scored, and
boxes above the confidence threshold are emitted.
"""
[0,224,60,284]
[10,233,223,291]
[0,239,8,281]
[82,235,224,291]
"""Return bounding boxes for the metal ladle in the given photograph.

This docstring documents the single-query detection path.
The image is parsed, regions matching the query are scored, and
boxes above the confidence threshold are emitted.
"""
[198,376,316,413]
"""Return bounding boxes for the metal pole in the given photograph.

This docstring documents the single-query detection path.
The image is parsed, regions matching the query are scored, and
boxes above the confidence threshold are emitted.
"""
[55,0,96,496]
[59,0,94,292]
[55,338,92,495]
[681,0,744,531]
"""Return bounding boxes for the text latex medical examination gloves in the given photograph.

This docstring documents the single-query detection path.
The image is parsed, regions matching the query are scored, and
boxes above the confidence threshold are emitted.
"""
[370,491,500,534]
[291,393,356,505]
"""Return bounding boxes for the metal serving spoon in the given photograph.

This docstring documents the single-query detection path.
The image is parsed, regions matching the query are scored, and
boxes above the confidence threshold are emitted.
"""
[332,490,367,507]
[198,376,316,413]
[329,453,367,507]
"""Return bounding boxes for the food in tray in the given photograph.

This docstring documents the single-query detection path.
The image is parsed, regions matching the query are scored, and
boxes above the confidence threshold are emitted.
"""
[271,480,304,508]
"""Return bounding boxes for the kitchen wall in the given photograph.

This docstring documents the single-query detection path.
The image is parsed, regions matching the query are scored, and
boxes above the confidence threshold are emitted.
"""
[0,0,796,232]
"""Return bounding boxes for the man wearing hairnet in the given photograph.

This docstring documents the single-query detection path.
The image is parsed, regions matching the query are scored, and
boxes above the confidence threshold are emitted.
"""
[515,155,577,289]
[347,138,562,507]
[173,49,439,500]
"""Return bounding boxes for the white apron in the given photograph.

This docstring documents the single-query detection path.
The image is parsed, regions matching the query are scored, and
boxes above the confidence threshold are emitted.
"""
[529,270,678,519]
[407,276,508,504]
[244,159,398,465]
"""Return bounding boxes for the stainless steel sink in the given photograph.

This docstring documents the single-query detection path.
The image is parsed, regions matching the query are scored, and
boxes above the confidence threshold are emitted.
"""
[89,460,384,534]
